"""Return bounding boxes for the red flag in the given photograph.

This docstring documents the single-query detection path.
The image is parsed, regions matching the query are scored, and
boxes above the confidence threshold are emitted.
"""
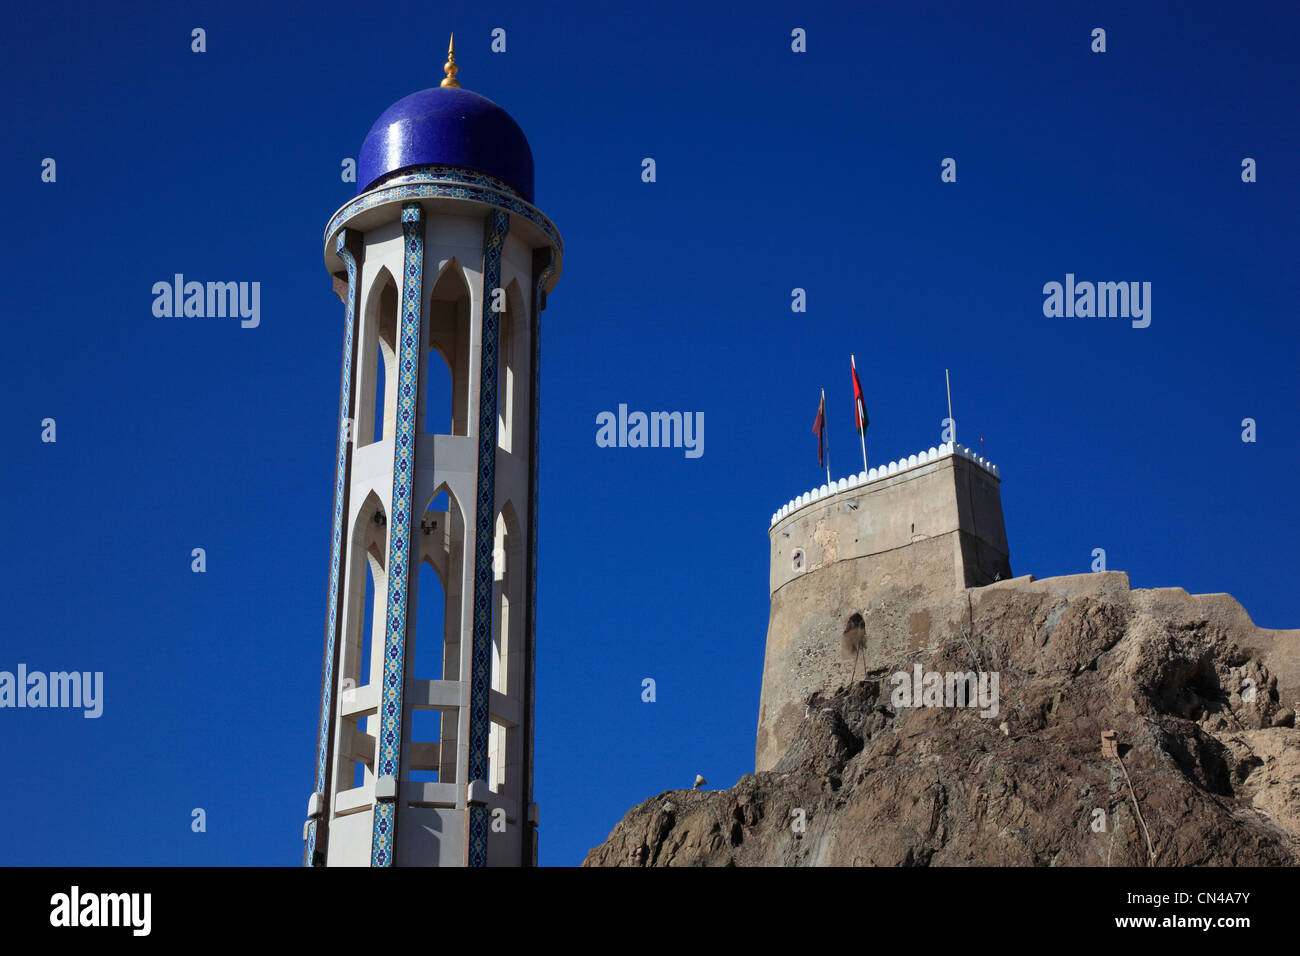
[851,356,869,435]
[812,391,826,467]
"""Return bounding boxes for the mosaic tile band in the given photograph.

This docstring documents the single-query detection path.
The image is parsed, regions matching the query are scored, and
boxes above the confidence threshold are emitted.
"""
[370,203,425,867]
[324,166,562,266]
[306,229,360,867]
[467,209,510,866]
[377,164,517,197]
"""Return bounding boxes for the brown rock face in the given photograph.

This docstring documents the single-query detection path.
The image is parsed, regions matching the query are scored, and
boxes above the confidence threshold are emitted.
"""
[583,574,1300,866]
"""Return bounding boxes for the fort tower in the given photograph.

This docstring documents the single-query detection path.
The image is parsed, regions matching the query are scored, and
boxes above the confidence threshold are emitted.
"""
[757,443,1010,770]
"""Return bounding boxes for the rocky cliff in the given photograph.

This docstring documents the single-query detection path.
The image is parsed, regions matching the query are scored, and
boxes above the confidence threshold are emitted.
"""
[583,572,1300,866]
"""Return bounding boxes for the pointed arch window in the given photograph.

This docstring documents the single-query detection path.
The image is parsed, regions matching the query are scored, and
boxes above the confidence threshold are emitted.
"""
[358,271,398,447]
[425,261,471,437]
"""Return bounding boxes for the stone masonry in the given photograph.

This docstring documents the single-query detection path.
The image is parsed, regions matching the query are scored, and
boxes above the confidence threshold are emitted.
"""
[757,443,1010,771]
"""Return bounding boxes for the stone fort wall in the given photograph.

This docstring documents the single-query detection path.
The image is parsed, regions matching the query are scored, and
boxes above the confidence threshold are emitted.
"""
[756,443,1011,771]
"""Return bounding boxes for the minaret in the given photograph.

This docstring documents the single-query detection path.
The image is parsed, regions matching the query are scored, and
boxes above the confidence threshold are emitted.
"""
[303,41,563,867]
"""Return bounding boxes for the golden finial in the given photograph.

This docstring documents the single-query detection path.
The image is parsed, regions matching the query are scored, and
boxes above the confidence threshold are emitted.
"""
[441,34,460,88]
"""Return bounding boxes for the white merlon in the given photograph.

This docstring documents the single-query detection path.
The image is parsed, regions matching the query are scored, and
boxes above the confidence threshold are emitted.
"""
[769,442,1001,528]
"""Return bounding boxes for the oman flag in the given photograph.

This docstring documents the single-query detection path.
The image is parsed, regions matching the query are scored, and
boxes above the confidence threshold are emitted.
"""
[851,355,869,435]
[812,390,827,467]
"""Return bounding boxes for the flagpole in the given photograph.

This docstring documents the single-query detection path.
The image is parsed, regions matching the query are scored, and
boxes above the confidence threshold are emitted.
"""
[945,368,954,446]
[852,353,868,474]
[822,387,831,486]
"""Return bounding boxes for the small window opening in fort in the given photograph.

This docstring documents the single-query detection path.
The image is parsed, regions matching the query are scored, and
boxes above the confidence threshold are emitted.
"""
[842,612,866,659]
[791,548,805,573]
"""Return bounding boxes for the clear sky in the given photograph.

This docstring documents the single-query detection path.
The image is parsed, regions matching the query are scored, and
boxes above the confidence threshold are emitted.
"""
[2,0,1297,866]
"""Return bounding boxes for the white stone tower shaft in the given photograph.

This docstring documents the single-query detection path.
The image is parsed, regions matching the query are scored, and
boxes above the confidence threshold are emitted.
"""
[305,175,562,867]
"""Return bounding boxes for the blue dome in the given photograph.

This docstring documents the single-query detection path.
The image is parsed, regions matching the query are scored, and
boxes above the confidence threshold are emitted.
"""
[356,86,534,202]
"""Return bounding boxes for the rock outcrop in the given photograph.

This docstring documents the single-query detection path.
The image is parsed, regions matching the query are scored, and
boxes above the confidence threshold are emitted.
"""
[583,572,1300,866]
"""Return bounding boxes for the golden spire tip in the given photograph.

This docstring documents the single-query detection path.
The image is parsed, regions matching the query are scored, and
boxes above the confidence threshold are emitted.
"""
[441,33,460,87]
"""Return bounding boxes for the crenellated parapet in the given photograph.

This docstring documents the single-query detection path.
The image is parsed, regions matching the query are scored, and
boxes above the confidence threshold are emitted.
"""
[770,442,1000,528]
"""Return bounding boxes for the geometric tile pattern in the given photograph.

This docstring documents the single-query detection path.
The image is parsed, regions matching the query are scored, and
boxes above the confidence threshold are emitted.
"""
[467,209,510,867]
[306,228,360,867]
[325,166,561,268]
[523,250,555,866]
[374,164,518,196]
[370,202,425,867]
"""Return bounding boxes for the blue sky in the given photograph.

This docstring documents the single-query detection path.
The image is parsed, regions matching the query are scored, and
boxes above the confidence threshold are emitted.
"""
[1,0,1296,866]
